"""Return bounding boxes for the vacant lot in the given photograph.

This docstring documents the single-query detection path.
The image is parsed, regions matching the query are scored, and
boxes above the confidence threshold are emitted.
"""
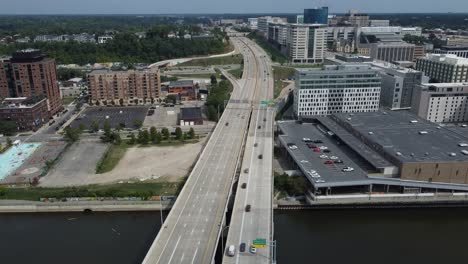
[70,106,148,130]
[39,140,108,187]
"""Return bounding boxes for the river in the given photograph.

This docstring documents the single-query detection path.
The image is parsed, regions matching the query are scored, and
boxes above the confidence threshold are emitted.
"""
[1,208,468,264]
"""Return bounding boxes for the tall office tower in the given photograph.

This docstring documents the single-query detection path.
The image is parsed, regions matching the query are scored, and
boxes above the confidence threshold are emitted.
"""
[287,24,327,64]
[303,7,329,24]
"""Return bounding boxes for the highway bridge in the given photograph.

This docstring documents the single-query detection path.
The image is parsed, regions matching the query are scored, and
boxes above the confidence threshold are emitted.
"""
[142,36,274,264]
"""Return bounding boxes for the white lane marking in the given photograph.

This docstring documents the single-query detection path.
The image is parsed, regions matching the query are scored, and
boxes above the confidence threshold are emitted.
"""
[180,253,185,263]
[184,223,187,228]
[191,229,194,235]
[167,235,181,264]
[191,247,199,264]
[202,229,205,233]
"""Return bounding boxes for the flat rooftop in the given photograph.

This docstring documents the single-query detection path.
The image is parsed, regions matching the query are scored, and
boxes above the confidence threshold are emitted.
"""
[278,121,369,187]
[332,111,468,163]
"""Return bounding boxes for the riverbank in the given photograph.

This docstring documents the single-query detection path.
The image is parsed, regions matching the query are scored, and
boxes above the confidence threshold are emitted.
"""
[0,200,173,213]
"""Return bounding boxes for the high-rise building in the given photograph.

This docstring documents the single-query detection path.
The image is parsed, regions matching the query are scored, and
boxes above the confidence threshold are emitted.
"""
[257,16,287,35]
[293,64,381,117]
[372,62,425,110]
[303,7,328,25]
[432,46,468,58]
[416,54,468,83]
[0,49,62,116]
[411,83,468,123]
[345,10,369,27]
[88,68,160,105]
[296,15,304,24]
[286,24,327,64]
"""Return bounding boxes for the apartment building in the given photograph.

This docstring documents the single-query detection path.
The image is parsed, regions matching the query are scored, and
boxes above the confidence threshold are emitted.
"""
[293,64,381,117]
[416,54,468,83]
[0,49,62,116]
[287,24,327,64]
[88,68,160,105]
[0,97,49,131]
[411,83,468,123]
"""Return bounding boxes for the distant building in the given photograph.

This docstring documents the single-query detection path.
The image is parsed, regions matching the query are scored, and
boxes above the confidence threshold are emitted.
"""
[293,64,381,117]
[326,26,355,49]
[0,49,62,116]
[345,10,369,27]
[287,24,327,64]
[168,80,196,101]
[180,107,203,126]
[0,97,49,131]
[432,45,468,58]
[447,36,468,47]
[412,83,468,123]
[416,54,468,83]
[369,20,390,27]
[87,68,160,105]
[248,18,258,30]
[372,62,425,110]
[369,42,415,63]
[97,36,113,44]
[303,7,328,25]
[296,15,304,24]
[401,27,423,37]
[257,16,287,35]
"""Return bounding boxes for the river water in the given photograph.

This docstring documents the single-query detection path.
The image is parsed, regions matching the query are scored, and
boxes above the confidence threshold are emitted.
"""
[1,208,468,264]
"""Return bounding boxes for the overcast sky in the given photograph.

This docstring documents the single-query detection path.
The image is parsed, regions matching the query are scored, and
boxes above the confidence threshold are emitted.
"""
[1,0,468,14]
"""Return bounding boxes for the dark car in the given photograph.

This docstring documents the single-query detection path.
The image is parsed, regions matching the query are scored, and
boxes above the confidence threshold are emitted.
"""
[257,125,261,129]
[240,243,246,252]
[241,183,247,189]
[323,149,331,153]
[225,122,229,126]
[313,140,323,144]
[263,118,266,122]
[258,154,263,159]
[245,205,251,212]
[254,143,258,147]
[334,160,344,164]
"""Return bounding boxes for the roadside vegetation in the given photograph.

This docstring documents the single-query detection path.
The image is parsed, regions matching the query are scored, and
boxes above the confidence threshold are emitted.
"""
[0,182,184,201]
[205,78,233,121]
[0,137,13,154]
[272,66,295,99]
[178,53,243,67]
[228,67,243,79]
[62,96,75,106]
[247,31,288,64]
[274,172,308,198]
[0,121,17,136]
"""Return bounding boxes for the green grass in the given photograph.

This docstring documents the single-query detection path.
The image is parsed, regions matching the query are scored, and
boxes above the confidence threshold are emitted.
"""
[96,143,129,174]
[273,66,296,98]
[247,32,288,64]
[0,182,184,201]
[172,73,218,79]
[228,68,243,79]
[138,139,200,148]
[178,54,243,67]
[62,96,75,106]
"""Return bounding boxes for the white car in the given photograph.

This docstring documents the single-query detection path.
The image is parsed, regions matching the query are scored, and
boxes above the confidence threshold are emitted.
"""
[319,155,328,159]
[330,156,339,160]
[342,167,355,172]
[310,173,321,178]
[315,179,326,183]
[302,137,312,142]
[288,145,298,150]
[319,146,328,150]
[300,160,309,163]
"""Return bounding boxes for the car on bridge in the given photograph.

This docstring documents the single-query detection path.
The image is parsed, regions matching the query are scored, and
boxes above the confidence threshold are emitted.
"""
[245,204,251,212]
[227,245,236,257]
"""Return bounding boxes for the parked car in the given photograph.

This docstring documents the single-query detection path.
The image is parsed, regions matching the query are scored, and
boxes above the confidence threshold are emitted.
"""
[257,125,261,129]
[306,143,317,148]
[225,122,229,126]
[319,155,328,159]
[334,160,344,164]
[319,146,328,150]
[245,204,251,212]
[342,167,355,172]
[313,140,323,143]
[313,148,321,152]
[330,156,339,160]
[254,143,258,147]
[324,161,334,165]
[302,137,312,142]
[315,179,326,183]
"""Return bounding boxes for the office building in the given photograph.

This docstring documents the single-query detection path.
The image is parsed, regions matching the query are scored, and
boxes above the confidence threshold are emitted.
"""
[447,36,468,47]
[88,68,160,105]
[257,16,287,34]
[0,97,49,131]
[0,49,62,116]
[414,45,426,62]
[372,62,425,110]
[326,26,355,49]
[345,10,369,27]
[369,42,415,63]
[416,54,468,83]
[248,18,258,30]
[401,27,423,36]
[296,15,304,24]
[412,83,468,123]
[267,22,289,47]
[369,20,390,27]
[303,7,328,24]
[293,64,381,117]
[287,24,327,64]
[432,46,468,58]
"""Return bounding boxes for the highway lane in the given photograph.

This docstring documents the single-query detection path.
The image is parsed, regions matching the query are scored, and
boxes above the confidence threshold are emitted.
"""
[143,37,261,264]
[223,37,275,264]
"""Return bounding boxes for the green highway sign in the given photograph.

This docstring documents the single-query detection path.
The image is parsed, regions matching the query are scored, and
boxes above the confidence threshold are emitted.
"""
[253,238,267,245]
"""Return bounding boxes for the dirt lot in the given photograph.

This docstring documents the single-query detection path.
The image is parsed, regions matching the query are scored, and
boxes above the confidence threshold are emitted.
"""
[39,137,207,187]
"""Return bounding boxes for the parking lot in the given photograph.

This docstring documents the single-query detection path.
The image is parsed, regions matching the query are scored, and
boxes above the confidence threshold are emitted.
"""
[70,106,149,130]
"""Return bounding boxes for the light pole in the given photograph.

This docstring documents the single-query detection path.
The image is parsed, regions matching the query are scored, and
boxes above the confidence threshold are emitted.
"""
[221,225,230,255]
[159,198,164,225]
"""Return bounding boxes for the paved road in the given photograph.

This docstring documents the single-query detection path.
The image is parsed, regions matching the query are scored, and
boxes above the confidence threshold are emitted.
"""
[223,37,275,264]
[142,37,263,264]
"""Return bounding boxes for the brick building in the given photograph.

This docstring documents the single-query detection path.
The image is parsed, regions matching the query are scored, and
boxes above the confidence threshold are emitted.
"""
[0,97,50,131]
[168,80,196,101]
[88,68,161,105]
[0,49,62,116]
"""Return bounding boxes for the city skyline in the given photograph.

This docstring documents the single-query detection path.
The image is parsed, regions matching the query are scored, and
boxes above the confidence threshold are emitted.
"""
[2,0,468,14]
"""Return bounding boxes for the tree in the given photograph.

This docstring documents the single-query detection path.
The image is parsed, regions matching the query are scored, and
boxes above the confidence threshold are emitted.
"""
[154,131,162,144]
[119,98,124,106]
[113,132,122,145]
[150,126,158,143]
[188,127,195,139]
[175,127,183,140]
[91,120,99,132]
[133,119,143,129]
[0,120,18,136]
[165,94,177,104]
[182,132,188,142]
[6,137,13,147]
[78,123,86,132]
[210,74,217,85]
[128,133,136,145]
[64,126,81,142]
[138,129,150,145]
[161,127,170,140]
